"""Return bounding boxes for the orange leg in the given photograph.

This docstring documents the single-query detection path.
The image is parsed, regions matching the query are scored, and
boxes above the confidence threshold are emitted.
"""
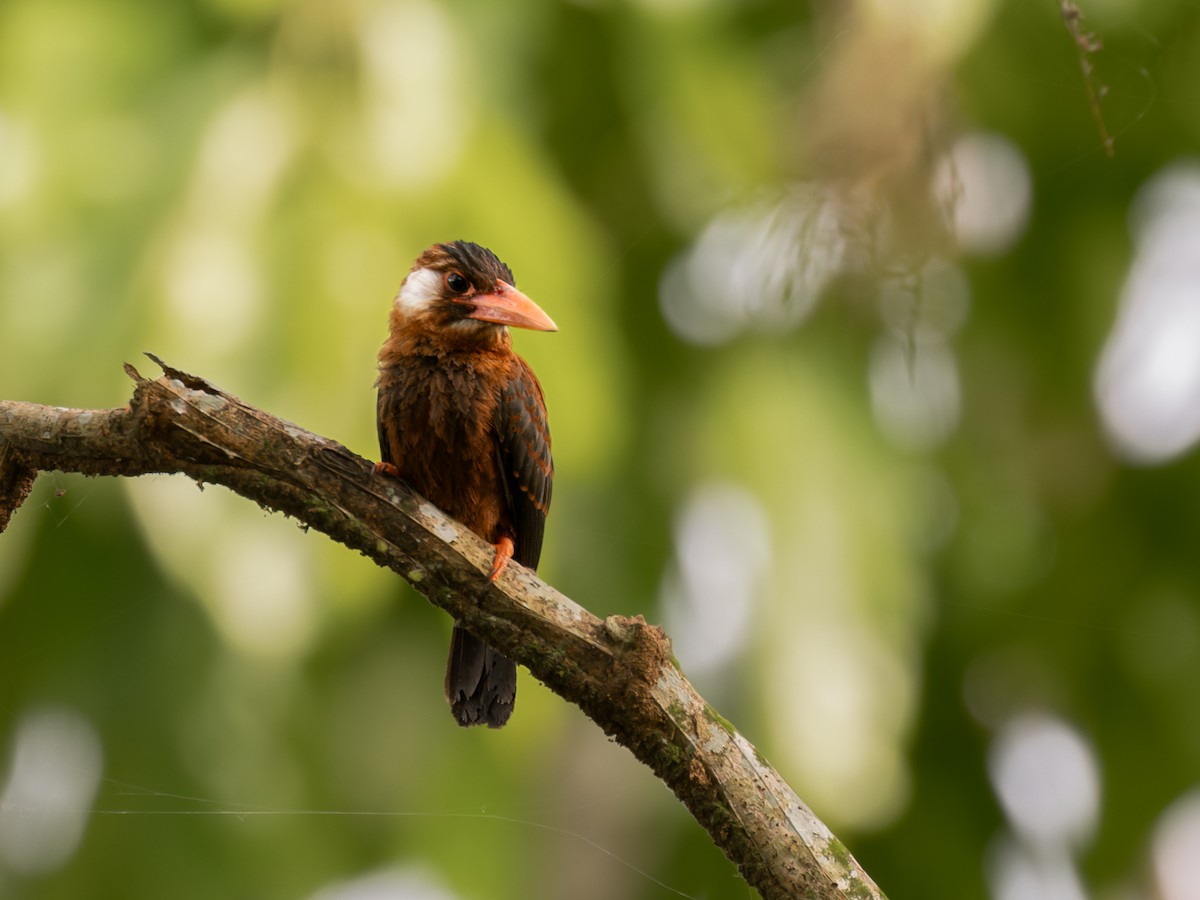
[488,536,515,582]
[373,461,400,477]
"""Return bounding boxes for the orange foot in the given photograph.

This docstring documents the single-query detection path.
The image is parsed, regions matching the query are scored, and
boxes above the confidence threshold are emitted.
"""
[488,536,515,582]
[373,461,400,478]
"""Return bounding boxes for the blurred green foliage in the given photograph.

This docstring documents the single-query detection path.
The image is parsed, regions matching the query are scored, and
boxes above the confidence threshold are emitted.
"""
[3,0,1200,898]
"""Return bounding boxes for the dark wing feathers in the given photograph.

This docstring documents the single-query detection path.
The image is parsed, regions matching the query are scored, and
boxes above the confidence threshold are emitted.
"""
[495,358,552,570]
[376,391,395,465]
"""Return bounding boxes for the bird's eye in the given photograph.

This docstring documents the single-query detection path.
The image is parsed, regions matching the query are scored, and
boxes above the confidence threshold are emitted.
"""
[445,272,470,295]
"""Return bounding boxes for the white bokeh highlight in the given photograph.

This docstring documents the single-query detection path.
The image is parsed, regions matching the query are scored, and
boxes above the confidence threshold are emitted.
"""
[1153,789,1200,900]
[986,713,1100,900]
[869,335,961,452]
[0,707,103,875]
[661,483,771,676]
[870,260,969,451]
[988,713,1100,848]
[1095,161,1200,464]
[935,132,1032,257]
[659,186,847,345]
[987,834,1088,900]
[308,865,461,900]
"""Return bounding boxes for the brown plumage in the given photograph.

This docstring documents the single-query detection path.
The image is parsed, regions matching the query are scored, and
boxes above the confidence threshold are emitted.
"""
[376,241,555,728]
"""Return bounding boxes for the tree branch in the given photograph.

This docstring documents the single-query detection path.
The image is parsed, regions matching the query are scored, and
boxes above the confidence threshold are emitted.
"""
[0,356,886,900]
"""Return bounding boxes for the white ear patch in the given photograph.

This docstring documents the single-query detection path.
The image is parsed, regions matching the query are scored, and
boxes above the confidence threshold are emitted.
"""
[394,267,442,314]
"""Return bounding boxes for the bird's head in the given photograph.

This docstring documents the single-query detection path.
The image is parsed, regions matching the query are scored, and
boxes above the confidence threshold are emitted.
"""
[391,241,556,348]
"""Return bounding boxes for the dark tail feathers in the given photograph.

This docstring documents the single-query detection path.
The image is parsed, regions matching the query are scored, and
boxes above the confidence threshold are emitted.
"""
[445,625,516,728]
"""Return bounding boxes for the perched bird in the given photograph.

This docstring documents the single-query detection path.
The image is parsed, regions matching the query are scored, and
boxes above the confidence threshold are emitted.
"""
[375,241,555,728]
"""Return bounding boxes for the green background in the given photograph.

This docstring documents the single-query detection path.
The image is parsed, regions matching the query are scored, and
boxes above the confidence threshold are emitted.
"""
[2,0,1199,897]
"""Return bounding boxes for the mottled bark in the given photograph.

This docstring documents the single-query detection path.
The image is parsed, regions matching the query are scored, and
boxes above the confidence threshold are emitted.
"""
[0,356,886,900]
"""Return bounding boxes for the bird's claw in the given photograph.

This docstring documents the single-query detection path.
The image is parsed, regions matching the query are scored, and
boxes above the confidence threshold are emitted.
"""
[488,537,515,582]
[373,461,400,478]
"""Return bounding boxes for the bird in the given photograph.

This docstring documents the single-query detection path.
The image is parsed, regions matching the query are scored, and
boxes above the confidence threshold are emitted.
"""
[375,241,555,728]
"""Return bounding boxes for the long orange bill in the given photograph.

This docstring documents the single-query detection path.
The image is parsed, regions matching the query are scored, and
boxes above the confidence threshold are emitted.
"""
[466,281,557,332]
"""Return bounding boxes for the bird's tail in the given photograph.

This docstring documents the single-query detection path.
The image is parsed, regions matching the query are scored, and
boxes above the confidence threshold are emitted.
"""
[445,625,516,728]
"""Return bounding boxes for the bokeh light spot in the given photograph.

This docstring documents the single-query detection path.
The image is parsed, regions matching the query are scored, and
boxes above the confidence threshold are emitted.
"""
[661,483,771,678]
[934,131,1032,257]
[869,334,961,452]
[1153,788,1200,900]
[308,865,460,900]
[0,112,41,209]
[210,525,317,660]
[988,713,1100,848]
[1096,162,1200,464]
[0,707,103,875]
[164,228,265,351]
[659,186,847,345]
[986,834,1088,900]
[356,0,466,189]
[193,87,297,220]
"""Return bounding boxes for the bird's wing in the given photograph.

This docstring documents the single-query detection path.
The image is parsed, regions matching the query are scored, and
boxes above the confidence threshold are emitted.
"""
[494,357,553,570]
[376,389,395,464]
[376,388,400,468]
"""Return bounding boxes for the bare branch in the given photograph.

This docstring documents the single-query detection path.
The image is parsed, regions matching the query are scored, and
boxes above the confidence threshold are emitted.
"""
[0,356,886,900]
[0,443,37,533]
[1060,0,1114,157]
